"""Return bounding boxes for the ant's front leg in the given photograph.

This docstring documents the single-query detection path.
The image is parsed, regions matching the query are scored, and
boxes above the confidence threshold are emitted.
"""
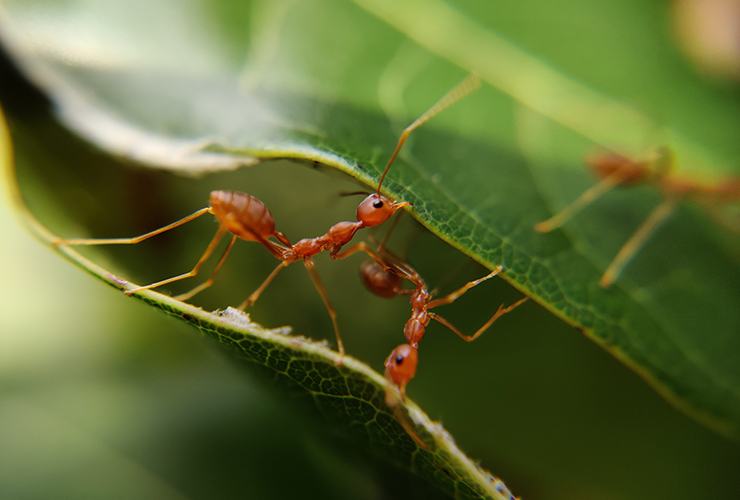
[303,259,344,358]
[427,266,503,309]
[332,241,396,272]
[429,295,529,343]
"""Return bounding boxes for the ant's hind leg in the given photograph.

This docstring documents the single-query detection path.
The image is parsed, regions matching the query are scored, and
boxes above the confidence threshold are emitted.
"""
[303,259,344,357]
[534,174,624,233]
[429,295,528,343]
[175,235,237,301]
[237,261,290,310]
[125,227,226,296]
[427,265,503,309]
[53,207,212,246]
[599,198,676,287]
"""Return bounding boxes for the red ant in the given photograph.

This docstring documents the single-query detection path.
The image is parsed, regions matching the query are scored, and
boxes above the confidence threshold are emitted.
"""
[355,241,528,399]
[534,147,740,287]
[53,74,482,355]
[346,240,527,448]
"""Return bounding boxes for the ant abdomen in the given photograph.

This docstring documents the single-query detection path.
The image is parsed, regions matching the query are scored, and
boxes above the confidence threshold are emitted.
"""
[360,260,401,298]
[716,179,740,200]
[586,152,650,185]
[702,178,740,201]
[209,190,277,241]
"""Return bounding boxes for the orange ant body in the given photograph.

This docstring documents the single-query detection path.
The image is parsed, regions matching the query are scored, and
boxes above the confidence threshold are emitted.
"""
[356,251,527,450]
[535,148,740,287]
[54,74,482,355]
[358,250,528,399]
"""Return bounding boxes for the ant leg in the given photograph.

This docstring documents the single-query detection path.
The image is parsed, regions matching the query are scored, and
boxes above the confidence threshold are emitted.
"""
[429,296,529,343]
[125,227,226,295]
[378,209,403,249]
[274,231,292,247]
[369,209,423,263]
[334,241,419,284]
[534,173,625,233]
[600,198,677,287]
[303,259,344,356]
[376,74,481,190]
[237,260,290,310]
[54,207,212,245]
[332,242,397,272]
[336,241,419,275]
[428,266,503,309]
[175,235,237,301]
[389,402,428,449]
[333,241,382,262]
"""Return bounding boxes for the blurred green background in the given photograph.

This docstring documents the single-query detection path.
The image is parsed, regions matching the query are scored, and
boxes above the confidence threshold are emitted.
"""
[2,84,739,500]
[2,0,740,499]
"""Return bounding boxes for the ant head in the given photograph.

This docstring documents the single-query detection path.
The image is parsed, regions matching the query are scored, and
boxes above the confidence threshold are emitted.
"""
[384,344,418,388]
[356,193,410,227]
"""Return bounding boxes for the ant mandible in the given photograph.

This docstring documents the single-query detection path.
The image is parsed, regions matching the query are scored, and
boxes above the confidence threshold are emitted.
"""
[54,74,482,355]
[534,147,740,287]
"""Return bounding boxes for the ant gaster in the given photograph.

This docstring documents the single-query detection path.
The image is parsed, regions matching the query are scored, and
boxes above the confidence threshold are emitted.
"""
[54,74,482,355]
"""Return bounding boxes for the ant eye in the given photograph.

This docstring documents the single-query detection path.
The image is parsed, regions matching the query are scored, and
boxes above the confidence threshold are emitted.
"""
[384,344,417,387]
[372,199,384,209]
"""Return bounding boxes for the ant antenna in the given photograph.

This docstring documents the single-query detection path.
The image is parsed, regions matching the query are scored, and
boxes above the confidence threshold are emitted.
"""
[338,190,371,197]
[375,73,482,195]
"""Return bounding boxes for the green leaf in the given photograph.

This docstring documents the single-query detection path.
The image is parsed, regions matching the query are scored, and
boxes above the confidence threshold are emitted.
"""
[0,108,518,499]
[1,0,738,452]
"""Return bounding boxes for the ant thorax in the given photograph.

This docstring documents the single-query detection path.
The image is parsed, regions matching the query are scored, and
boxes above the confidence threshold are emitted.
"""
[288,220,363,260]
[410,287,430,309]
[327,221,363,251]
[404,288,432,347]
[403,315,427,348]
